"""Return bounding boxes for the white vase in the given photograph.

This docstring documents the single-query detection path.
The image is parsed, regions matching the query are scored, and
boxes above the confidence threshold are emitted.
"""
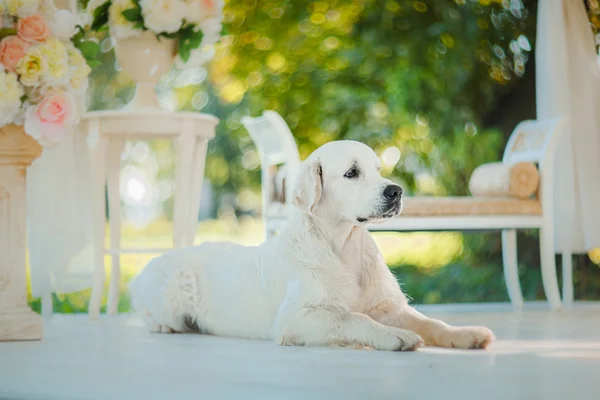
[114,31,176,110]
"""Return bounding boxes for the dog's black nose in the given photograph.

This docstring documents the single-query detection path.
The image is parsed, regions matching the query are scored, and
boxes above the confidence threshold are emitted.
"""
[383,185,402,200]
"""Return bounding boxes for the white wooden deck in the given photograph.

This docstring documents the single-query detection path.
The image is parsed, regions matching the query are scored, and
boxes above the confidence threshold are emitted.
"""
[1,303,600,400]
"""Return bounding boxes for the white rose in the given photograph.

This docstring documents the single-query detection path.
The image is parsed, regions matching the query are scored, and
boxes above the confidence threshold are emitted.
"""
[141,0,185,34]
[109,0,141,39]
[198,16,222,45]
[49,10,78,40]
[38,0,57,16]
[186,0,224,22]
[4,0,38,17]
[185,0,204,24]
[0,71,24,128]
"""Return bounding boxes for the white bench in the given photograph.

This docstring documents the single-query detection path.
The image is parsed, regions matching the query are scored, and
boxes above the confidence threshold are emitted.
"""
[242,112,568,310]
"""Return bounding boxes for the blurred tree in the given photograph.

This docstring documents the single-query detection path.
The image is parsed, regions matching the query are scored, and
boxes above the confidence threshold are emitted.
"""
[83,0,535,202]
[206,0,535,198]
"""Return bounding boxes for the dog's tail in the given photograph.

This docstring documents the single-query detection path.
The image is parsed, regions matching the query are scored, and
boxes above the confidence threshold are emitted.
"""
[166,268,204,332]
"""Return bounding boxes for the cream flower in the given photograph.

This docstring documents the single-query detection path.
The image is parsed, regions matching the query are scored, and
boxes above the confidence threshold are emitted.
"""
[0,70,24,127]
[141,0,186,34]
[16,45,46,87]
[185,0,205,24]
[38,37,69,83]
[38,0,57,16]
[66,44,91,93]
[199,16,222,43]
[4,0,39,17]
[109,0,141,39]
[48,9,78,40]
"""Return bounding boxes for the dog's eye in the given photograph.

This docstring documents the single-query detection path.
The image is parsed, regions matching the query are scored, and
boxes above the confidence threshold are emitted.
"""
[344,168,359,179]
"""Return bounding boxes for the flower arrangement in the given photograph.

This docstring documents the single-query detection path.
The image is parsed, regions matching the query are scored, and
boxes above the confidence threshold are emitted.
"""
[87,0,224,69]
[0,0,99,146]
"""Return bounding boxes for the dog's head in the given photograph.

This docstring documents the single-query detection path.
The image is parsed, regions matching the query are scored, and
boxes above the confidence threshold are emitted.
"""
[293,140,402,224]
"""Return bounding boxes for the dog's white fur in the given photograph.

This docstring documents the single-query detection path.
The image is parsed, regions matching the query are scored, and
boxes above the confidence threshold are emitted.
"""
[131,141,494,350]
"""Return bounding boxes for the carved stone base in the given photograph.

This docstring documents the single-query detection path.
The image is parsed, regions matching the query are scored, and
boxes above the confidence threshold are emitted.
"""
[0,308,43,341]
[0,124,43,341]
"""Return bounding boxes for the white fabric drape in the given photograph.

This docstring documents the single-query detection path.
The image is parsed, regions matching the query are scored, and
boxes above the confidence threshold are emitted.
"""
[27,132,95,298]
[26,0,95,299]
[536,0,600,253]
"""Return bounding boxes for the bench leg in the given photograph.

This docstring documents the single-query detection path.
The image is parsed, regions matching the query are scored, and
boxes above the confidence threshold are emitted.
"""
[562,251,573,307]
[501,229,524,309]
[539,222,562,310]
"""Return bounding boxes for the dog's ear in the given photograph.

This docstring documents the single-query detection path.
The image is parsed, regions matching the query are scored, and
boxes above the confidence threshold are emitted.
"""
[293,160,323,214]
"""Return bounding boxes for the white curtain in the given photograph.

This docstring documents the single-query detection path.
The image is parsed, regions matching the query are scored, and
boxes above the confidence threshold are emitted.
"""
[26,0,95,300]
[536,0,600,253]
[27,132,95,298]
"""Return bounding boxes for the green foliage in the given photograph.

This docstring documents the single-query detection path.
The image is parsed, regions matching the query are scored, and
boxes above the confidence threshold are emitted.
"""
[91,1,111,32]
[71,26,102,69]
[0,27,17,40]
[177,24,205,63]
[197,0,535,197]
[122,3,143,23]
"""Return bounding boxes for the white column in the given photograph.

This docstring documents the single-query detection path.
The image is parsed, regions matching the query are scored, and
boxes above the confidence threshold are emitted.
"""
[0,125,43,341]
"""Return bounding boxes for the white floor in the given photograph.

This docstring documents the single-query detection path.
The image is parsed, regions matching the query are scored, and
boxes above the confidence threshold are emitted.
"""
[1,303,600,400]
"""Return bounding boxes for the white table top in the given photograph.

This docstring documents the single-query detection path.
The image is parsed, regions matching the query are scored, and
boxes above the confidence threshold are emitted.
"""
[81,109,219,139]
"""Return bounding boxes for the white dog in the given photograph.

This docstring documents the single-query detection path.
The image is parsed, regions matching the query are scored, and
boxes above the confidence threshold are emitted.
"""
[130,141,494,351]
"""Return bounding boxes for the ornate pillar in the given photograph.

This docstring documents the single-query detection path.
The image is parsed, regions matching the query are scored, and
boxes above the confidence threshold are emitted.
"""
[0,125,43,341]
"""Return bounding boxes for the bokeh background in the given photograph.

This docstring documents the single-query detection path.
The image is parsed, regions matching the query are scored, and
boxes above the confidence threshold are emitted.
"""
[30,0,600,313]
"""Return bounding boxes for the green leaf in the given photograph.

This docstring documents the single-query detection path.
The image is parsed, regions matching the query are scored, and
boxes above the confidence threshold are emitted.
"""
[159,32,179,39]
[121,8,143,23]
[91,2,110,32]
[78,41,101,60]
[133,22,144,30]
[71,25,85,46]
[178,38,191,62]
[86,59,102,69]
[188,30,204,49]
[0,28,17,40]
[93,1,111,19]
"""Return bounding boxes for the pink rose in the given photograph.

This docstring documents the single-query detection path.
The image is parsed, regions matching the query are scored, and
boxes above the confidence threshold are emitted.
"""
[17,14,50,43]
[202,0,215,12]
[36,92,75,124]
[24,91,77,146]
[0,36,30,71]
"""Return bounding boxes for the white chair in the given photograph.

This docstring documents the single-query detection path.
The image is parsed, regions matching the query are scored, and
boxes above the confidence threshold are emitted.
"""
[244,112,568,311]
[241,111,301,238]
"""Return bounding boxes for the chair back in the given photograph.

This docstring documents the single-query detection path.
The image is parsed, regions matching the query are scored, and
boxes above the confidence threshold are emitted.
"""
[241,111,301,220]
[503,117,567,212]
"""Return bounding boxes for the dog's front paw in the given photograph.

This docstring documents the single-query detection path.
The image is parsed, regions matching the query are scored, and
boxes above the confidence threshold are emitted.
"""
[376,328,424,352]
[447,326,494,349]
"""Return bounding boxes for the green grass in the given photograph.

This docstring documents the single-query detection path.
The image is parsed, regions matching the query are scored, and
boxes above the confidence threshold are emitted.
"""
[28,217,464,314]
